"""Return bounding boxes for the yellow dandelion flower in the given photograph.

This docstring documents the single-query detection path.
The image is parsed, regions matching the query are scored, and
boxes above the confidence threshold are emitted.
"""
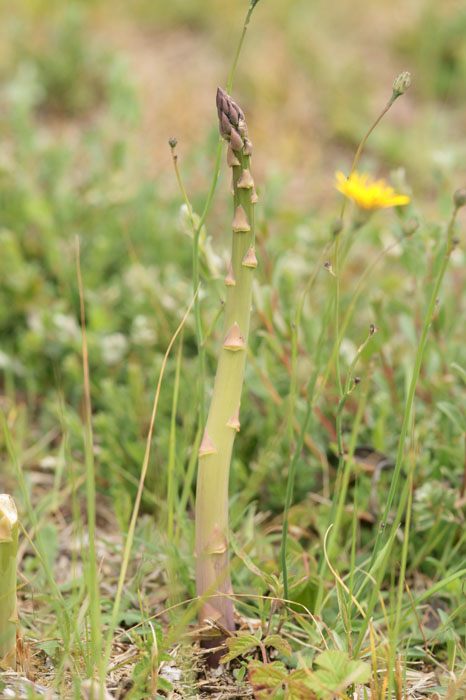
[335,171,410,210]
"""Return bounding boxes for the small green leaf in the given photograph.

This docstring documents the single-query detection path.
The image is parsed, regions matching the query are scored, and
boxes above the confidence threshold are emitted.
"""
[157,677,174,693]
[249,662,317,700]
[35,639,61,659]
[287,670,318,700]
[233,665,247,682]
[305,650,371,698]
[249,660,288,699]
[221,633,260,663]
[263,634,292,657]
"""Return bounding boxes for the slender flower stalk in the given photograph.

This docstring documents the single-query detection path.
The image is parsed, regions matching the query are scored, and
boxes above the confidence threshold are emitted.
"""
[195,88,258,634]
[353,190,465,655]
[0,494,18,669]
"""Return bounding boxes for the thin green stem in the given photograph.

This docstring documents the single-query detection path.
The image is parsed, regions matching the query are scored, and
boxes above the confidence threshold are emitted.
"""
[347,478,359,651]
[171,2,261,432]
[1,412,71,653]
[226,3,256,95]
[312,236,398,409]
[369,208,458,568]
[288,240,333,442]
[315,336,374,612]
[339,96,396,220]
[281,289,333,601]
[309,90,408,617]
[76,239,102,678]
[103,291,198,674]
[167,334,184,542]
[354,203,460,655]
[202,302,225,347]
[281,400,311,602]
[175,424,202,547]
[330,89,399,432]
[388,473,413,697]
[171,149,207,428]
[332,371,371,546]
[329,90,399,462]
[0,495,18,669]
[333,235,343,402]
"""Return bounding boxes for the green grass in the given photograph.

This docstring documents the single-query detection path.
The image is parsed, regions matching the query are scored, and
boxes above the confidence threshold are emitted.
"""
[0,0,465,698]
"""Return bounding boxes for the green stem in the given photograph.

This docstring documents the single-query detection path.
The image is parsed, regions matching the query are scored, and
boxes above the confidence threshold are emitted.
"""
[226,2,256,95]
[76,240,102,676]
[339,96,396,220]
[184,1,260,431]
[347,478,359,650]
[281,293,333,600]
[0,495,17,670]
[175,424,202,547]
[171,149,207,429]
[333,235,343,401]
[195,104,257,631]
[354,203,460,655]
[1,412,72,658]
[388,473,413,697]
[167,334,184,542]
[309,89,406,613]
[315,333,375,612]
[103,291,198,673]
[331,370,370,548]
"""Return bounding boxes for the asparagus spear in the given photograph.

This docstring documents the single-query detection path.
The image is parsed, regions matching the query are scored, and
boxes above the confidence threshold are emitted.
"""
[0,494,18,669]
[195,89,258,634]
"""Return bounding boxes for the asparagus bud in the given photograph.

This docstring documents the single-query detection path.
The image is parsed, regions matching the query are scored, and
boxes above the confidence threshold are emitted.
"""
[0,495,18,670]
[217,87,248,152]
[195,89,258,643]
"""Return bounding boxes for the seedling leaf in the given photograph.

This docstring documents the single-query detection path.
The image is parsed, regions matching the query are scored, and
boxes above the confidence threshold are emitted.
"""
[263,635,293,657]
[221,633,261,663]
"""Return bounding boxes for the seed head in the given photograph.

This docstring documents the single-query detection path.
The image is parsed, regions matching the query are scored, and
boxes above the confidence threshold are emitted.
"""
[392,71,411,98]
[453,188,466,209]
[168,137,178,149]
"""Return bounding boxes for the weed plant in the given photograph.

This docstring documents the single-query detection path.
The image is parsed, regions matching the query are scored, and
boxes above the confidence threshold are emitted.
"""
[0,1,465,698]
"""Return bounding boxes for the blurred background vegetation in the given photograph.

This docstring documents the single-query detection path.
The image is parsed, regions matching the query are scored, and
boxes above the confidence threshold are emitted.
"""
[0,0,465,639]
